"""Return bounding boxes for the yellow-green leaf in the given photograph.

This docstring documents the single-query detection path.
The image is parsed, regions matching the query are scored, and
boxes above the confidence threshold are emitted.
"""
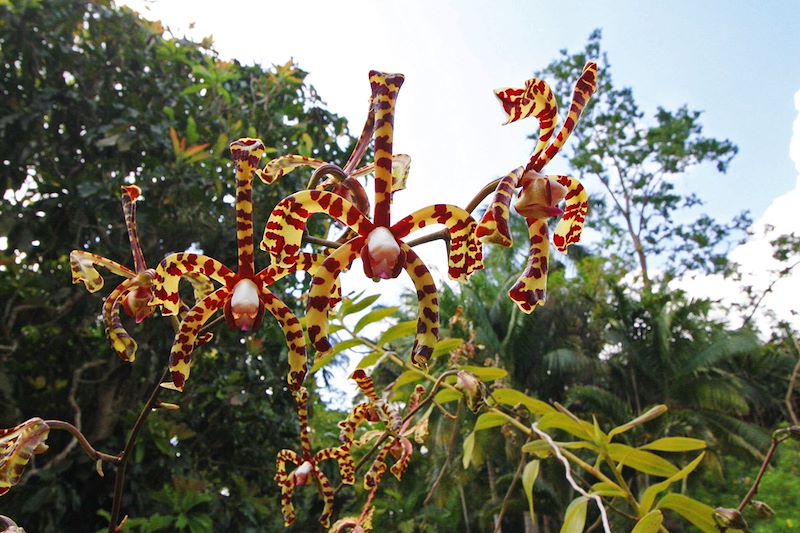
[522,460,540,520]
[608,405,668,439]
[474,413,506,431]
[339,293,379,316]
[457,365,507,382]
[462,431,475,469]
[537,413,594,440]
[490,388,555,415]
[431,338,464,359]
[356,350,384,369]
[560,496,588,533]
[639,452,706,513]
[434,388,462,405]
[354,307,399,333]
[393,370,426,388]
[607,443,678,478]
[377,320,416,346]
[656,493,718,533]
[590,481,626,498]
[640,437,707,453]
[631,510,663,533]
[522,440,594,459]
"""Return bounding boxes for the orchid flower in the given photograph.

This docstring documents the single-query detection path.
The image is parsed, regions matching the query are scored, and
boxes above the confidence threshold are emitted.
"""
[477,62,598,312]
[275,387,355,528]
[0,418,50,496]
[70,186,213,362]
[151,138,330,392]
[339,370,429,489]
[262,71,483,367]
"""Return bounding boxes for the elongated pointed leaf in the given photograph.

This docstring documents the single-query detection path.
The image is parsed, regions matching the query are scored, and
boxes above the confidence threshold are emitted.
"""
[431,338,465,359]
[377,320,417,346]
[640,452,705,513]
[537,412,594,440]
[393,370,426,388]
[631,510,663,533]
[434,388,462,405]
[656,493,718,533]
[457,365,508,381]
[354,307,400,333]
[490,388,555,415]
[339,294,380,316]
[462,432,476,469]
[474,413,507,431]
[560,496,588,533]
[522,460,540,520]
[640,437,706,453]
[607,443,678,478]
[523,440,595,458]
[590,481,626,498]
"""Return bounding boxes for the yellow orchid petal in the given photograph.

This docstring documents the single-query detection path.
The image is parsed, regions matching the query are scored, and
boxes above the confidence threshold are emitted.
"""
[508,218,550,313]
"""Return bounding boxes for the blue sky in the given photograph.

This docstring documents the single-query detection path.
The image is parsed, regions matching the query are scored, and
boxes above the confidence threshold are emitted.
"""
[119,0,800,402]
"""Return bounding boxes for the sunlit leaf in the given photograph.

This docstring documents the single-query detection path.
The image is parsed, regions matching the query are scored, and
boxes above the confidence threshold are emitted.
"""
[462,431,476,469]
[457,365,507,382]
[631,510,663,533]
[377,321,417,346]
[431,338,464,359]
[536,412,594,440]
[393,370,426,388]
[522,460,540,520]
[355,351,384,369]
[491,388,555,415]
[640,437,706,453]
[607,443,678,478]
[522,440,595,458]
[310,339,364,374]
[339,294,379,316]
[434,388,462,405]
[656,493,719,533]
[473,413,506,431]
[354,307,400,333]
[590,481,626,498]
[560,496,588,533]
[640,453,705,513]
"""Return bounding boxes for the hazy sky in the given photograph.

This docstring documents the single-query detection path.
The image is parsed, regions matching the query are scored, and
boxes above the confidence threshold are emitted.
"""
[119,0,799,399]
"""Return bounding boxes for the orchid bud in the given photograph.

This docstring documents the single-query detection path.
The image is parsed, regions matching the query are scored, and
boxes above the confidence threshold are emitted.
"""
[454,371,486,413]
[713,507,747,530]
[751,500,775,519]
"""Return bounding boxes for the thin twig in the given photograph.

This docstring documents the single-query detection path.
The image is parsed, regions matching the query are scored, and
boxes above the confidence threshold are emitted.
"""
[423,401,463,506]
[493,447,528,533]
[784,331,800,426]
[43,420,119,463]
[735,428,795,513]
[108,366,170,532]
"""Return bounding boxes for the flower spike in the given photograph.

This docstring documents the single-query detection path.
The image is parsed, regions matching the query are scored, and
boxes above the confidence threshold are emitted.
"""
[478,62,598,313]
[275,387,354,528]
[262,70,485,368]
[70,186,214,361]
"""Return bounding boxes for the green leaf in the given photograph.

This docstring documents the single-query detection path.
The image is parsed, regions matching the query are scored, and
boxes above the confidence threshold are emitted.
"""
[560,496,588,533]
[631,510,663,533]
[356,350,384,369]
[656,493,717,533]
[434,388,462,405]
[394,370,426,388]
[339,293,379,316]
[522,460,540,520]
[522,440,595,458]
[640,452,705,513]
[608,405,668,439]
[310,339,364,374]
[590,481,626,498]
[473,413,507,431]
[457,365,507,381]
[377,320,416,346]
[640,437,707,453]
[537,412,594,440]
[491,388,555,415]
[607,443,678,478]
[431,338,464,359]
[462,431,475,469]
[354,307,399,333]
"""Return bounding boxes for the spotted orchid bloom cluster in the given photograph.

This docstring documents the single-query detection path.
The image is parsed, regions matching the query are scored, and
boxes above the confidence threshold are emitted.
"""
[263,71,483,370]
[70,185,215,362]
[477,62,598,312]
[275,387,355,528]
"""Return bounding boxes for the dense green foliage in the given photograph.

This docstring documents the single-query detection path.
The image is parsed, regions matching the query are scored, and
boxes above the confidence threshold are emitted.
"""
[1,0,351,530]
[1,2,799,532]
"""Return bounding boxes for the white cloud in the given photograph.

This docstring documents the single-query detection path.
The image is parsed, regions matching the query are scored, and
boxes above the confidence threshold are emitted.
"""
[675,90,800,333]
